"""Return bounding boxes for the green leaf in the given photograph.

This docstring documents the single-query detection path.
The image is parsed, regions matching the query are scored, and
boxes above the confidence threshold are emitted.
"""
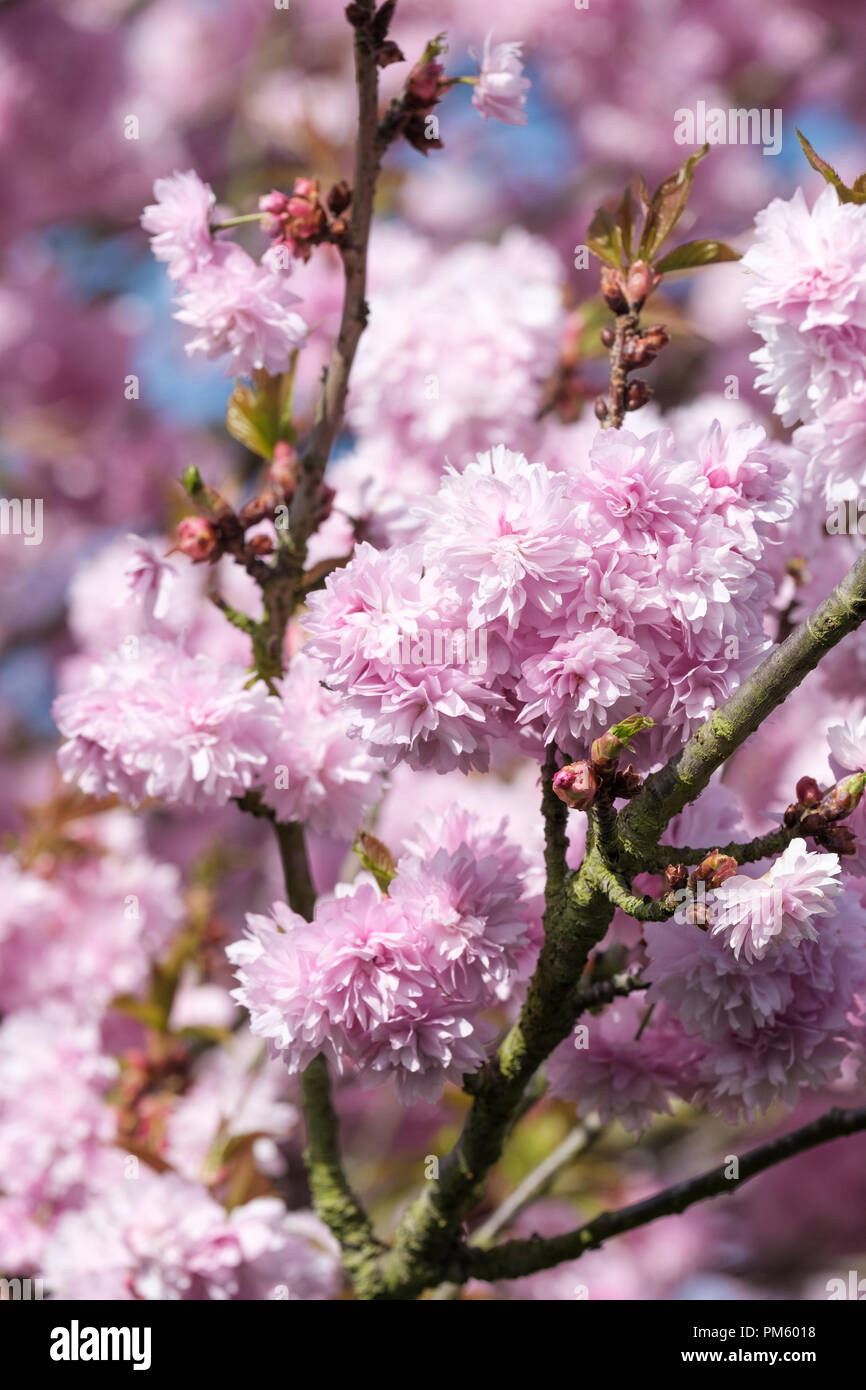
[585,204,623,267]
[616,185,635,261]
[655,239,741,273]
[225,359,298,460]
[638,143,710,259]
[354,831,397,891]
[796,129,866,205]
[609,713,654,749]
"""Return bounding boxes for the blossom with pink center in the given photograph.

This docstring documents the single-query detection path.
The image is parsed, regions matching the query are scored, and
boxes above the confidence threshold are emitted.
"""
[260,651,384,838]
[0,1007,117,1209]
[416,447,588,631]
[470,34,531,126]
[743,185,866,333]
[547,998,702,1134]
[174,243,307,377]
[516,628,651,753]
[121,534,177,620]
[0,817,183,1016]
[54,636,283,808]
[708,838,844,962]
[572,428,703,546]
[42,1169,341,1301]
[141,169,217,281]
[304,542,509,773]
[828,714,866,773]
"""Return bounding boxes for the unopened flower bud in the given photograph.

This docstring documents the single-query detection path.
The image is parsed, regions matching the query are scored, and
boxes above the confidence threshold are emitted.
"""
[600,266,628,315]
[600,325,616,349]
[624,259,656,307]
[821,772,866,822]
[796,776,822,807]
[406,59,443,110]
[591,714,653,774]
[626,379,653,410]
[248,533,274,557]
[269,441,300,498]
[693,851,738,889]
[553,761,598,811]
[176,516,220,563]
[665,863,688,892]
[594,395,609,422]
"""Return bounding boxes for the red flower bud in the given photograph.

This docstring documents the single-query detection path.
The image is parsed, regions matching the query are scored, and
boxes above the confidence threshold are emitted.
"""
[175,516,220,563]
[553,761,598,811]
[796,776,822,807]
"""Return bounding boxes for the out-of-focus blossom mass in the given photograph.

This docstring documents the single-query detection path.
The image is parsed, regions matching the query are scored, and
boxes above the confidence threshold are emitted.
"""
[3,0,866,1308]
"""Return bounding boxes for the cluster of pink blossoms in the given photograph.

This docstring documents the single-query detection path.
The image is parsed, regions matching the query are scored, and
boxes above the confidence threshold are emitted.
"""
[305,425,794,772]
[141,170,307,377]
[744,184,866,501]
[42,1169,341,1301]
[229,808,541,1103]
[0,813,183,1016]
[549,793,866,1131]
[54,540,385,829]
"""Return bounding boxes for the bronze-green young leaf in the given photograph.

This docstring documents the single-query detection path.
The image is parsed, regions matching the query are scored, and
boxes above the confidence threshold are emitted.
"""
[638,143,710,259]
[796,129,866,205]
[586,204,624,267]
[354,831,397,890]
[225,360,298,460]
[655,239,741,273]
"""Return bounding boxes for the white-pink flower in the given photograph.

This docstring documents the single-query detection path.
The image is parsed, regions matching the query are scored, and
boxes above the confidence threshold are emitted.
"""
[174,243,307,377]
[709,838,844,962]
[141,169,217,281]
[471,35,531,126]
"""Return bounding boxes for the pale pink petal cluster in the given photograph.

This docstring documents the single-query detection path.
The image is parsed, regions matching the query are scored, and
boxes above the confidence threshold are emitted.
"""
[229,811,538,1102]
[53,635,283,808]
[141,169,216,281]
[709,838,844,962]
[471,35,531,126]
[260,651,384,838]
[42,1169,341,1301]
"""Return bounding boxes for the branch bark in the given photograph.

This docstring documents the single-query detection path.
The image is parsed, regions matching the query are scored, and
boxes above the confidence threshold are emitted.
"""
[617,548,866,867]
[454,1105,866,1283]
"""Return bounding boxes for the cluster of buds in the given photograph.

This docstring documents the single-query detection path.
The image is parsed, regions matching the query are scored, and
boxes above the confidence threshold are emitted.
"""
[175,454,316,572]
[594,261,667,428]
[552,714,653,812]
[258,178,352,263]
[377,32,451,155]
[664,850,738,927]
[783,772,866,855]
